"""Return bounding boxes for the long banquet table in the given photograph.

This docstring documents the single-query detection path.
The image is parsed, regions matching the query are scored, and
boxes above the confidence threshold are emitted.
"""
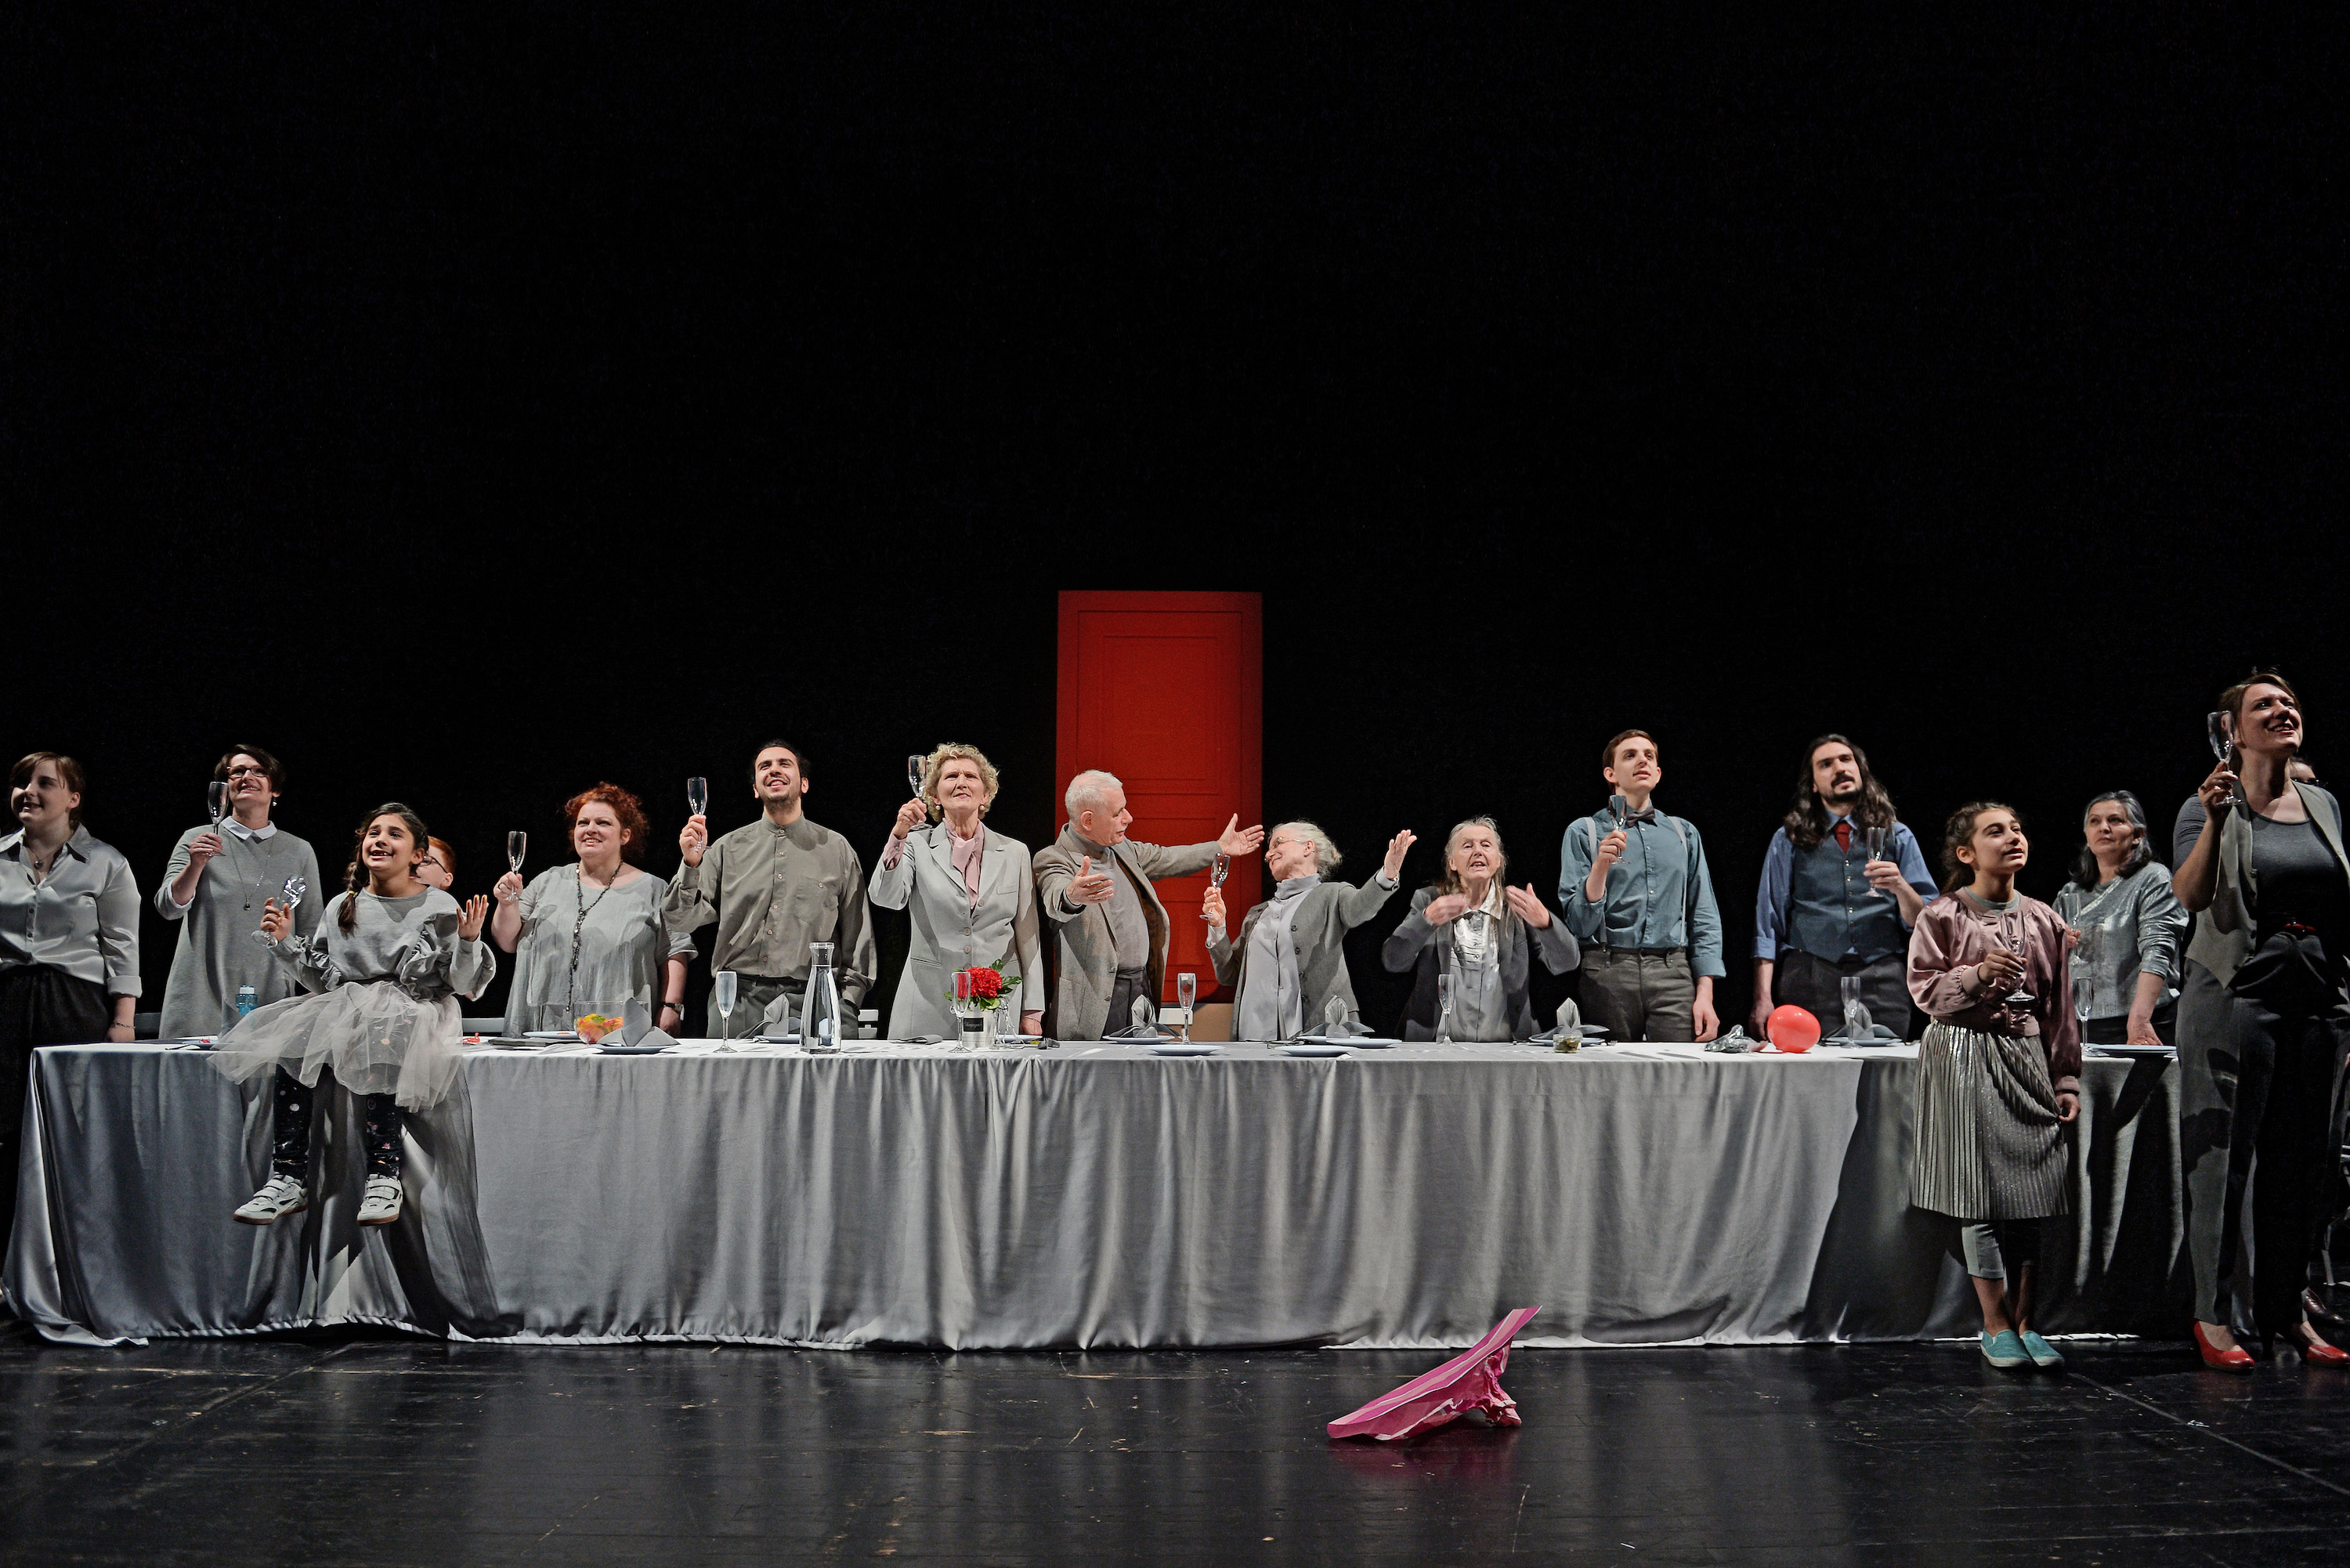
[4,1038,2189,1349]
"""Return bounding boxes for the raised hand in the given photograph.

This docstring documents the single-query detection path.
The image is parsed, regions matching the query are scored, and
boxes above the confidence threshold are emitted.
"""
[1423,892,1470,927]
[1864,859,1905,892]
[188,831,226,867]
[1595,828,1629,865]
[1382,829,1417,882]
[679,814,709,867]
[457,894,490,942]
[1200,885,1227,929]
[493,871,526,905]
[1217,815,1266,857]
[2196,759,2238,817]
[1067,855,1117,905]
[1503,883,1553,929]
[258,898,292,942]
[1976,948,2027,991]
[892,797,928,839]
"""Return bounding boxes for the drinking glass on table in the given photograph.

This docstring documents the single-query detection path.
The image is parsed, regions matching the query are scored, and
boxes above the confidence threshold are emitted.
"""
[714,968,738,1042]
[1175,970,1196,1042]
[1435,971,1456,1045]
[687,776,709,822]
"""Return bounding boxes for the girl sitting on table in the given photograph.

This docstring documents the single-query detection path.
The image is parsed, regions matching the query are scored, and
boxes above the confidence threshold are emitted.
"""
[1382,817,1579,1041]
[1905,802,2079,1373]
[1202,822,1412,1040]
[491,782,695,1037]
[211,803,494,1229]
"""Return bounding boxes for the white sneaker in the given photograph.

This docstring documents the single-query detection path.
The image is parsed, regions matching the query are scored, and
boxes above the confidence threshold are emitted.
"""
[356,1174,403,1227]
[233,1173,309,1226]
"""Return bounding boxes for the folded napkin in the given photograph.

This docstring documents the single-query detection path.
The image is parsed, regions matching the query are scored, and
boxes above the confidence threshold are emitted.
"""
[631,1026,679,1050]
[1298,1018,1376,1040]
[1105,1023,1166,1039]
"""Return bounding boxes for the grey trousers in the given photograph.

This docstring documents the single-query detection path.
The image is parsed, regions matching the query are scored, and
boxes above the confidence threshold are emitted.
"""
[1579,949,1697,1042]
[1775,949,1916,1040]
[707,975,799,1040]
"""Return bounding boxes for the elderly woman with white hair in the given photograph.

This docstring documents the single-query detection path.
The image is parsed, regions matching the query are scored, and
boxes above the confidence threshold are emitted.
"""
[1032,769,1263,1040]
[1202,821,1415,1040]
[1383,817,1580,1041]
[872,743,1046,1039]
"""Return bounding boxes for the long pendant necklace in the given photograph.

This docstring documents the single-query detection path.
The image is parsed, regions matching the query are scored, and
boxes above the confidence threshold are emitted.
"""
[565,865,620,1022]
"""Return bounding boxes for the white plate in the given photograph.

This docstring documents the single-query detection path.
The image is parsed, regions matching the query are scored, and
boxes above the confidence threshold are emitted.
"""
[2091,1045,2176,1058]
[525,1031,582,1041]
[1147,1042,1221,1057]
[1303,1036,1397,1048]
[1278,1042,1353,1057]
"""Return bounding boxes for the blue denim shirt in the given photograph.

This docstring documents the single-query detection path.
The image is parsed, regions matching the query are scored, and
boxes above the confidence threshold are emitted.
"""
[1752,816,1939,963]
[1558,807,1726,978]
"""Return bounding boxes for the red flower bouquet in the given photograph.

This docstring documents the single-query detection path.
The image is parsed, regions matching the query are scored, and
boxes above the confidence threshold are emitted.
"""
[949,964,1016,1009]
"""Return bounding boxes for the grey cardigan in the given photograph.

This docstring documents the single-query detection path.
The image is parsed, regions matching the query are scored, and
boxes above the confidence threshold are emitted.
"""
[1381,887,1581,1040]
[869,822,1044,1039]
[2183,781,2350,987]
[1206,873,1400,1033]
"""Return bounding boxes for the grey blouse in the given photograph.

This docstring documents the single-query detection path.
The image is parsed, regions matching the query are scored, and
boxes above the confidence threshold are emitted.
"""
[2053,861,2187,1021]
[155,822,324,1038]
[268,890,497,1001]
[0,826,141,995]
[504,865,696,1035]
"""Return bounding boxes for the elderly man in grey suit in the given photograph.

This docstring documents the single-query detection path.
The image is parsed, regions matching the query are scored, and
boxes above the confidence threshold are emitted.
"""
[1033,769,1263,1040]
[1202,822,1415,1040]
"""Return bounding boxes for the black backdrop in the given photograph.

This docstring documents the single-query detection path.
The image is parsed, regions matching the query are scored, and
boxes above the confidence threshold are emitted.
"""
[10,12,2347,1031]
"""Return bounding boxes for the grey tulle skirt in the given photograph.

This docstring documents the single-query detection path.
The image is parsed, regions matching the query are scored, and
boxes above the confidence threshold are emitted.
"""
[208,980,465,1110]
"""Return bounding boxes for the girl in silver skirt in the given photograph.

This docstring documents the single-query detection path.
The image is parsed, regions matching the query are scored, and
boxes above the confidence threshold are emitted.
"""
[210,802,494,1229]
[1906,801,2082,1371]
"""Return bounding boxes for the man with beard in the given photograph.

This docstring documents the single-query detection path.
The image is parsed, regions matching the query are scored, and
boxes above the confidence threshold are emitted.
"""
[1751,734,1938,1040]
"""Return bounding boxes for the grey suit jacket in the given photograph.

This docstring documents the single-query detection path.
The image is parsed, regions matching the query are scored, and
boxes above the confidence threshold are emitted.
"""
[1382,887,1581,1040]
[1032,825,1217,1041]
[2184,781,2350,987]
[1206,874,1398,1032]
[870,823,1044,1039]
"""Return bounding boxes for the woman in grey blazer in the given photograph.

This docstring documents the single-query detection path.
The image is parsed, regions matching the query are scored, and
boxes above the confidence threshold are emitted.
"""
[870,744,1045,1039]
[1383,816,1580,1041]
[1202,822,1414,1040]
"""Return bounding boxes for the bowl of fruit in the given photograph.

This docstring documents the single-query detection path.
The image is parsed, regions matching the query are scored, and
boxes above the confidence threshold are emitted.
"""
[575,1013,626,1045]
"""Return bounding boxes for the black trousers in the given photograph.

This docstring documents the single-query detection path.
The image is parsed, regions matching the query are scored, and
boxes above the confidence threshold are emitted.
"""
[270,1068,403,1180]
[2178,947,2350,1333]
[0,965,109,1251]
[1775,950,1916,1039]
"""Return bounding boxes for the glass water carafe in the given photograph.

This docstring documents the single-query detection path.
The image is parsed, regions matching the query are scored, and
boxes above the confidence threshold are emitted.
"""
[804,941,844,1047]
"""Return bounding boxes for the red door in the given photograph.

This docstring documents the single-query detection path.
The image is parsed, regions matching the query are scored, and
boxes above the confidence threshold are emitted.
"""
[1056,591,1263,1000]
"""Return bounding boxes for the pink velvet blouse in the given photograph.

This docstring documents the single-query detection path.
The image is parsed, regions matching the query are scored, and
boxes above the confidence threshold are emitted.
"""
[1906,890,2081,1091]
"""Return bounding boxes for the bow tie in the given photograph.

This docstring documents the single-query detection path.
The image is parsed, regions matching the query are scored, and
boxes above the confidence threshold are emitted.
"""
[1619,808,1659,826]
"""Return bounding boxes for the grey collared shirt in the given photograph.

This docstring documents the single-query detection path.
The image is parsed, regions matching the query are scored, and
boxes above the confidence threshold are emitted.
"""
[663,815,876,1004]
[0,826,143,995]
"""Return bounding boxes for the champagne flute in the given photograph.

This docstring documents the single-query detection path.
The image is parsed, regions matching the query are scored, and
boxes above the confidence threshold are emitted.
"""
[714,969,737,1042]
[1435,971,1455,1045]
[1608,793,1630,839]
[1210,851,1231,889]
[1865,825,1888,865]
[507,831,527,876]
[1998,910,2036,1004]
[2207,712,2247,811]
[1175,970,1196,1042]
[208,780,230,830]
[906,754,927,800]
[280,875,307,913]
[686,776,709,822]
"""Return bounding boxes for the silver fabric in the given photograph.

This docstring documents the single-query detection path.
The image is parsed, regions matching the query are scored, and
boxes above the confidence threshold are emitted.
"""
[155,823,324,1038]
[9,1041,2188,1349]
[1909,1021,2070,1221]
[2053,863,2186,1021]
[0,827,141,995]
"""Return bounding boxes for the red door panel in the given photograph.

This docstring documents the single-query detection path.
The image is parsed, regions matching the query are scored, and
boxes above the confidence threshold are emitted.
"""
[1056,591,1263,1000]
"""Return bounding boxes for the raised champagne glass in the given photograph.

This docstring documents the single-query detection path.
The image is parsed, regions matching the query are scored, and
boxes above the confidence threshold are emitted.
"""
[507,831,527,876]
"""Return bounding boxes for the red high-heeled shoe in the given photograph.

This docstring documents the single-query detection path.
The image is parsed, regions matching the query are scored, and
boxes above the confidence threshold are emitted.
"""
[2287,1324,2350,1365]
[2193,1321,2254,1372]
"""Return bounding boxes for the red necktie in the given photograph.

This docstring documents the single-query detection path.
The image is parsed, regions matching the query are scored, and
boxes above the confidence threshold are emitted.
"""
[1835,822,1852,854]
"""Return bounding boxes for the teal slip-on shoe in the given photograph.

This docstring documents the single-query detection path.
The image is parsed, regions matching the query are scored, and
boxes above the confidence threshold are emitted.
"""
[1980,1330,2031,1368]
[2018,1330,2064,1370]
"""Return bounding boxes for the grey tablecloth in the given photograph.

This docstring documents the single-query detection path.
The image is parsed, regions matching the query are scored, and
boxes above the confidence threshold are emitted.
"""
[4,1041,2187,1349]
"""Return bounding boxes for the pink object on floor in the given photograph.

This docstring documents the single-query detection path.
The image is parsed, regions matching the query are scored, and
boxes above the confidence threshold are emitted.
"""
[1325,1306,1542,1441]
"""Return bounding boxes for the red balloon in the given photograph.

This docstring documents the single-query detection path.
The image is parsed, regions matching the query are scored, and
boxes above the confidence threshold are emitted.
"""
[1766,1004,1820,1053]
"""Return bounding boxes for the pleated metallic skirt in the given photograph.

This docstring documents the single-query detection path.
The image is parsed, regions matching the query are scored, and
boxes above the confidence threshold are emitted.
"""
[1908,1021,2070,1221]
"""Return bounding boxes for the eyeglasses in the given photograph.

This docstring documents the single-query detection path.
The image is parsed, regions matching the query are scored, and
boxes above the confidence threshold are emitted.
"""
[224,766,269,780]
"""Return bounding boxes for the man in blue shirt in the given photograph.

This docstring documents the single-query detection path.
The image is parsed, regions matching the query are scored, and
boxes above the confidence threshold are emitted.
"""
[1560,729,1724,1042]
[1750,734,1938,1041]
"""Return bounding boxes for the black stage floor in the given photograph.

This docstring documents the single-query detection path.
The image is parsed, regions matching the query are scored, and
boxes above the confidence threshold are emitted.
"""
[2,1324,2346,1566]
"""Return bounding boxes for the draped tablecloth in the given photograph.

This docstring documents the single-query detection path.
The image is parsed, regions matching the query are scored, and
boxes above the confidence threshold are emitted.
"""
[4,1041,2187,1349]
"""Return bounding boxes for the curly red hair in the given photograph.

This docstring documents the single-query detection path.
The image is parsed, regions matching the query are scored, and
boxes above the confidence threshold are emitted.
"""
[563,782,652,865]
